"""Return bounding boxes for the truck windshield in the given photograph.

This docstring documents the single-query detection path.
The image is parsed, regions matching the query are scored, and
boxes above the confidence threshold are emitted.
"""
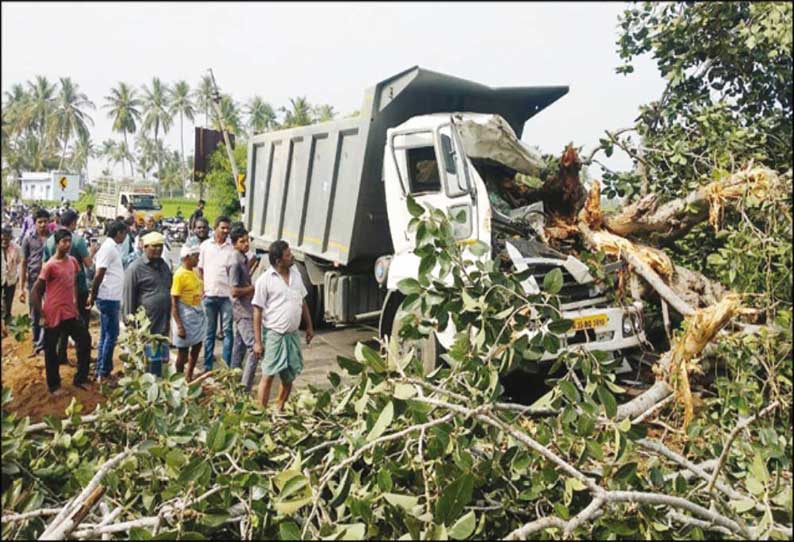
[130,194,161,210]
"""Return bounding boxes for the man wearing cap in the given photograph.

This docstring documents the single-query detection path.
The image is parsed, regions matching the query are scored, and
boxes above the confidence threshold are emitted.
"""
[170,244,205,381]
[123,231,173,376]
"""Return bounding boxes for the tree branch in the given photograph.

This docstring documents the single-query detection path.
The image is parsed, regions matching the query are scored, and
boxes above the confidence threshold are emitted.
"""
[706,401,779,494]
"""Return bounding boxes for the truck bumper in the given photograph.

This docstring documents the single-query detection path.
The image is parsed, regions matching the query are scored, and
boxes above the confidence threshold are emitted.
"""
[517,303,645,362]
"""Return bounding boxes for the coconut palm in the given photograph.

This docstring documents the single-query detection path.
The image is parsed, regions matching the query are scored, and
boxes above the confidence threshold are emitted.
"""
[245,96,278,134]
[280,96,313,128]
[25,76,57,142]
[134,134,155,178]
[141,77,172,178]
[68,134,94,175]
[104,82,142,175]
[2,84,30,137]
[313,104,336,123]
[53,77,95,170]
[211,94,242,135]
[194,75,215,128]
[168,80,195,178]
[115,140,135,177]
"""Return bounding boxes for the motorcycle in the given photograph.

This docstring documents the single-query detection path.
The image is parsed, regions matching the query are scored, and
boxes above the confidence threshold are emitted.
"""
[162,216,187,244]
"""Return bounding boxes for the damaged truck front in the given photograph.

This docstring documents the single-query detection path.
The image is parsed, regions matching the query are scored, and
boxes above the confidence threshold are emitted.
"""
[244,66,645,374]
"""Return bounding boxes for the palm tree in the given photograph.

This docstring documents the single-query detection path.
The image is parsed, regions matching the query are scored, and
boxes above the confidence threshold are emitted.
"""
[53,77,95,170]
[211,94,242,135]
[104,82,142,175]
[313,104,336,123]
[2,84,30,137]
[68,134,94,175]
[115,140,135,177]
[245,96,277,134]
[25,76,57,143]
[141,77,173,179]
[280,96,313,128]
[134,133,156,178]
[168,80,195,191]
[194,75,215,128]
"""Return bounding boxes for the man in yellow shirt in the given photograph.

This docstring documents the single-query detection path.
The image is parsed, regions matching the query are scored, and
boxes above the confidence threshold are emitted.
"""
[170,245,206,381]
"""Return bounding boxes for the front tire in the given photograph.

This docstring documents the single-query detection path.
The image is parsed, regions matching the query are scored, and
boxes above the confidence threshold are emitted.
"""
[382,292,441,375]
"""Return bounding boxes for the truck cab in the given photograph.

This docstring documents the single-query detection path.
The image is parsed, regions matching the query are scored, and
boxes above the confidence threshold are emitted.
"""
[381,112,645,369]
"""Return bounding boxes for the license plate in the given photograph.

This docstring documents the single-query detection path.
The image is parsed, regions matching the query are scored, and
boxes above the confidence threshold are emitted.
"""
[572,314,609,331]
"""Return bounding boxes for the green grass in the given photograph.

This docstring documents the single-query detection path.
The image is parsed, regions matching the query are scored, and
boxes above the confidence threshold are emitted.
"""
[159,198,223,224]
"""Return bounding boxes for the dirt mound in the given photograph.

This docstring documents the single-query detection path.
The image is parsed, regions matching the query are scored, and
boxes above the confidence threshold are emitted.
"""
[2,319,108,422]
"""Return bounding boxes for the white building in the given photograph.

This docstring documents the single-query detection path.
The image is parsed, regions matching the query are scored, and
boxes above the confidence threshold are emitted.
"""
[19,171,81,202]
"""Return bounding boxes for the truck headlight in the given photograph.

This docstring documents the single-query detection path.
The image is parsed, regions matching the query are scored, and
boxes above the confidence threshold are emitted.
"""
[374,256,391,286]
[622,311,641,337]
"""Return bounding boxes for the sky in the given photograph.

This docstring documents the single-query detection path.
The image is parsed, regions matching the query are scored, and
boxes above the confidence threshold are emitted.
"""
[1,1,666,180]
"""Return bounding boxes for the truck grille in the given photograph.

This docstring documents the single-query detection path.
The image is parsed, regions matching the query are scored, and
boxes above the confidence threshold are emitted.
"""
[527,263,599,302]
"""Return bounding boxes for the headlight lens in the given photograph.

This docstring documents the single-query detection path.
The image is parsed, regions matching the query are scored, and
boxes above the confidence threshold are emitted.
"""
[622,314,635,337]
[374,256,391,285]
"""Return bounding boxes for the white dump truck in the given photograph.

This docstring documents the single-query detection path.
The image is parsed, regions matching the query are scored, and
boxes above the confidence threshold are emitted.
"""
[243,66,645,370]
[95,177,164,225]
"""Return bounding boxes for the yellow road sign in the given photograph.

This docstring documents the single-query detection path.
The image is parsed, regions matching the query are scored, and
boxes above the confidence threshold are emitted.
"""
[59,176,68,189]
[236,173,246,194]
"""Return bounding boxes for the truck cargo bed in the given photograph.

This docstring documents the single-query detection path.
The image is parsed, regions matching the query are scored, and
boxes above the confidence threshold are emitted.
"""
[245,66,567,265]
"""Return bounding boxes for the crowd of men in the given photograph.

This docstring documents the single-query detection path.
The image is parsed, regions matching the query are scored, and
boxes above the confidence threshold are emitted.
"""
[1,200,314,412]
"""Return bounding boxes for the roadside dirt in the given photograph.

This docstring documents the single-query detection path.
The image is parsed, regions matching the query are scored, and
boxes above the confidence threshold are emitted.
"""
[1,295,108,422]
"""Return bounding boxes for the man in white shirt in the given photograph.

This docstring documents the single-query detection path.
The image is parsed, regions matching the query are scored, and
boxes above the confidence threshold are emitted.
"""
[252,240,314,412]
[86,220,128,382]
[198,215,235,371]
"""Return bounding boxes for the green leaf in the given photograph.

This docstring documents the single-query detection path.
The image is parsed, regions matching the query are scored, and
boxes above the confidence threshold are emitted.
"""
[200,512,229,528]
[558,380,579,403]
[337,356,363,376]
[165,449,187,469]
[749,454,770,484]
[449,511,476,540]
[330,469,352,508]
[547,319,573,334]
[355,343,386,373]
[407,196,425,218]
[542,268,564,295]
[383,492,419,511]
[207,422,226,453]
[596,385,617,418]
[397,278,422,296]
[613,462,637,482]
[279,521,301,540]
[468,241,489,257]
[377,467,394,492]
[729,498,756,513]
[367,401,394,442]
[394,383,417,400]
[418,254,437,276]
[340,523,366,540]
[434,473,474,524]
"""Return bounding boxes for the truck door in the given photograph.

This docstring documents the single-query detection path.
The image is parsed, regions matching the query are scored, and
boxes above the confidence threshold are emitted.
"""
[385,122,477,256]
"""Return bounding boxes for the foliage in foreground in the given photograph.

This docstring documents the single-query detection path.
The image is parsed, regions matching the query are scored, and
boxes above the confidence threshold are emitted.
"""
[2,204,791,540]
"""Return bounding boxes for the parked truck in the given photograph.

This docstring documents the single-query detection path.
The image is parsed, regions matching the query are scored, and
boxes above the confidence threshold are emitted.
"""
[244,66,645,371]
[95,177,163,225]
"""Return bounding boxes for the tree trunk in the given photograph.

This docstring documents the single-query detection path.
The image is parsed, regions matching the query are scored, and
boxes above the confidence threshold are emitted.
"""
[60,130,69,171]
[180,112,185,194]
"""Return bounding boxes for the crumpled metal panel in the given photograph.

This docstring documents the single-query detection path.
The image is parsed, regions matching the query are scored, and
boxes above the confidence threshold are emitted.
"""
[455,113,546,176]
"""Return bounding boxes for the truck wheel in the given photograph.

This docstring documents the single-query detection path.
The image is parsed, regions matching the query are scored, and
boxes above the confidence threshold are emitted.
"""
[295,261,324,329]
[382,293,440,375]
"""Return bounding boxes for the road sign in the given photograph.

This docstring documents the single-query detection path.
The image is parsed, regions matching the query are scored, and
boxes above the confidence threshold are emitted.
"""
[236,173,246,194]
[59,176,68,190]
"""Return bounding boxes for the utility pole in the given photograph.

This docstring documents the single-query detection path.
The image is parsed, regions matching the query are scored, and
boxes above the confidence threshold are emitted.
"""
[207,68,245,215]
